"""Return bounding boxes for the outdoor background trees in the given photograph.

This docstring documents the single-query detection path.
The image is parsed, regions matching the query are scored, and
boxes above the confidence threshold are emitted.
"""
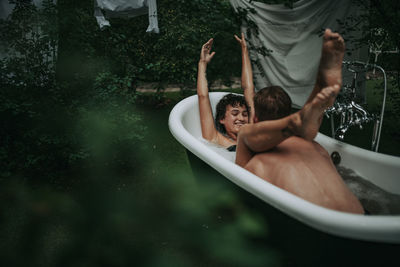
[0,0,246,184]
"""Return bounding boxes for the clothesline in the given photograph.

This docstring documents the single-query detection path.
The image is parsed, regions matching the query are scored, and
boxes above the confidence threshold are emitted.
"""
[94,0,159,33]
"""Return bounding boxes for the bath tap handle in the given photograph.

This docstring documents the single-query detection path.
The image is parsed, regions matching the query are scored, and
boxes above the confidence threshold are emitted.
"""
[354,114,360,124]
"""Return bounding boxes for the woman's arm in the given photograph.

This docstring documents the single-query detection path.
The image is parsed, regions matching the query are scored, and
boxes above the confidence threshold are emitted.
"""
[197,38,219,143]
[235,33,255,124]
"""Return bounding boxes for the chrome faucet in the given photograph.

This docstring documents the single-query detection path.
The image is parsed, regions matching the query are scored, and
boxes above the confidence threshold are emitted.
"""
[324,62,376,141]
[324,61,387,152]
[325,96,374,140]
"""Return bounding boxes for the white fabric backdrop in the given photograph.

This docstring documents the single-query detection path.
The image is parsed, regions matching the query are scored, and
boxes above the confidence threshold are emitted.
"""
[229,0,365,107]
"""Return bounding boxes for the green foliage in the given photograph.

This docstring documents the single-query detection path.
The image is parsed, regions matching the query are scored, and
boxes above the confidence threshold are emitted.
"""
[151,0,242,85]
[53,0,243,90]
[0,167,279,266]
[93,71,137,104]
[0,1,146,186]
[369,78,400,144]
[337,1,400,72]
[0,0,62,181]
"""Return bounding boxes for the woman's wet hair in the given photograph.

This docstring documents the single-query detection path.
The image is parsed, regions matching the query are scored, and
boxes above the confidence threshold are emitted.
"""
[254,86,292,121]
[215,93,249,134]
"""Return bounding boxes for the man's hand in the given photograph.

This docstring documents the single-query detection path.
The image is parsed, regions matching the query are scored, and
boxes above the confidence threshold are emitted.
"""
[234,33,247,50]
[200,38,216,64]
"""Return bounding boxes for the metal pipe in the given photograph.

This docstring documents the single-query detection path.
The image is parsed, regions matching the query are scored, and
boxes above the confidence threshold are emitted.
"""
[371,65,387,152]
[371,118,380,151]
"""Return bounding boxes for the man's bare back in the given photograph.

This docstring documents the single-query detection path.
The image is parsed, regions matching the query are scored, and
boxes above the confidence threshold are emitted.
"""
[244,136,364,213]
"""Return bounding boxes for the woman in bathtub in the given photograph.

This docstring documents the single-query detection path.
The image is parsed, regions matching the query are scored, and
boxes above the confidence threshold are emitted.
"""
[197,33,254,150]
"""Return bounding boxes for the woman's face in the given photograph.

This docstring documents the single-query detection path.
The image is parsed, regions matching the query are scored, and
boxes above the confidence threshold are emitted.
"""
[219,104,249,136]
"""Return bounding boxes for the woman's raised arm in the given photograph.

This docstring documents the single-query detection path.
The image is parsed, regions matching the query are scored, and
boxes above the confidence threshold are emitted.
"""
[235,33,255,124]
[197,38,219,143]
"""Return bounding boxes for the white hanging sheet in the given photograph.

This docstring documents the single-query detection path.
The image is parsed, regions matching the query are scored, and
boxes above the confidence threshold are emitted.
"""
[94,0,159,33]
[229,0,365,107]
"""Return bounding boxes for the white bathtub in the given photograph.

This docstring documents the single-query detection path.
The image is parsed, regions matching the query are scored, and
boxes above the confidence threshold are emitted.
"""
[168,92,400,243]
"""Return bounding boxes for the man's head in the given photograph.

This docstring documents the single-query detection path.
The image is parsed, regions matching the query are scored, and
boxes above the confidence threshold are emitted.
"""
[215,93,249,135]
[254,86,292,122]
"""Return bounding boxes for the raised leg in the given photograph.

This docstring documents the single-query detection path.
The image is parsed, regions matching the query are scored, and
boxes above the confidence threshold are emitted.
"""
[306,29,345,104]
[297,85,341,140]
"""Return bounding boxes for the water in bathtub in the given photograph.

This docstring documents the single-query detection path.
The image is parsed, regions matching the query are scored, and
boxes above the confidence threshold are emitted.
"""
[200,138,236,162]
[336,166,400,215]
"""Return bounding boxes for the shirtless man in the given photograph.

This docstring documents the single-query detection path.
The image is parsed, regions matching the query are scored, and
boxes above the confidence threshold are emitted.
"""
[197,34,254,148]
[235,29,364,214]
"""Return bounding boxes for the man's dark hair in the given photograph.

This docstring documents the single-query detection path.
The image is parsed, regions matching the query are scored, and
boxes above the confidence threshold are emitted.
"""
[215,93,249,134]
[254,86,292,121]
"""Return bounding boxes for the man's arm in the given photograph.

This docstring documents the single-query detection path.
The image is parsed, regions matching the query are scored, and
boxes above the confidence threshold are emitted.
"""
[197,38,219,143]
[235,114,297,167]
[236,83,342,167]
[235,33,255,123]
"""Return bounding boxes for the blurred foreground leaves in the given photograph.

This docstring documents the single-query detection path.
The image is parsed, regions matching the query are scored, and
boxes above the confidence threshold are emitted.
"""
[0,119,279,266]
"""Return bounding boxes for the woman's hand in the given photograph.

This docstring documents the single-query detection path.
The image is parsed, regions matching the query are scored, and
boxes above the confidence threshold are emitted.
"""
[234,33,247,50]
[200,38,216,64]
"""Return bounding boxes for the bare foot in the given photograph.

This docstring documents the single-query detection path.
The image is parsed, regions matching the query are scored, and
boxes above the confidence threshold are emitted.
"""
[317,29,345,88]
[296,85,341,140]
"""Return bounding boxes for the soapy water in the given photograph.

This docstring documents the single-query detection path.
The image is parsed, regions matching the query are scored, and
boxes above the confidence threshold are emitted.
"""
[336,166,400,215]
[201,139,400,215]
[200,138,236,162]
